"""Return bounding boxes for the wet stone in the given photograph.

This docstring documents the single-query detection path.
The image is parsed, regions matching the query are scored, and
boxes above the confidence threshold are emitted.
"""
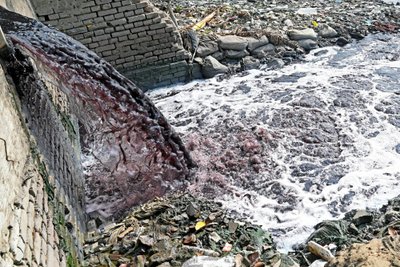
[352,210,373,226]
[197,39,219,57]
[297,39,318,51]
[395,144,400,154]
[330,75,374,91]
[267,58,285,69]
[318,25,338,38]
[389,116,400,128]
[224,49,250,59]
[218,35,248,51]
[247,36,269,52]
[375,96,400,115]
[251,44,275,58]
[202,56,229,78]
[287,28,317,41]
[241,56,260,70]
[336,37,350,47]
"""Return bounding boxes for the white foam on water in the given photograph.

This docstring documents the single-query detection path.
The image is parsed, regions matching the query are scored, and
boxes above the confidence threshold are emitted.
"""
[382,0,400,4]
[149,34,400,251]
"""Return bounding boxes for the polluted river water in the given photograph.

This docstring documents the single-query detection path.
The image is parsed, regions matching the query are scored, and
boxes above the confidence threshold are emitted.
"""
[148,33,400,251]
[1,4,399,255]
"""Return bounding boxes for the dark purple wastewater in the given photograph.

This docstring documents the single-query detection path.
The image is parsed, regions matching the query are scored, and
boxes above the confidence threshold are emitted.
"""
[0,7,192,220]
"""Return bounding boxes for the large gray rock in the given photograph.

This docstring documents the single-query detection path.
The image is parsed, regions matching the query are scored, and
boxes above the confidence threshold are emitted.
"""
[242,56,260,70]
[352,210,373,226]
[202,56,229,78]
[319,24,338,38]
[218,35,248,51]
[298,39,318,51]
[224,49,250,59]
[247,35,269,52]
[267,58,285,69]
[251,44,275,58]
[197,40,219,57]
[211,51,224,61]
[288,28,318,40]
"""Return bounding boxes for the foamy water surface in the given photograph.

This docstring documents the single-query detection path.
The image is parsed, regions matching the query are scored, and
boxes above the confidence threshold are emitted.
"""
[148,34,400,251]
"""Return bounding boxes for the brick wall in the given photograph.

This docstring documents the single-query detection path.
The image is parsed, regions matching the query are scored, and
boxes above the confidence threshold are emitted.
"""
[1,2,86,266]
[15,53,87,265]
[0,61,83,267]
[30,0,190,89]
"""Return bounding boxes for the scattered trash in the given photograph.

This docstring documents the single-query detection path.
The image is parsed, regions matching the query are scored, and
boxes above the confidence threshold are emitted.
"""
[83,194,277,266]
[192,11,217,31]
[182,256,235,267]
[222,242,233,252]
[195,221,207,231]
[307,241,335,261]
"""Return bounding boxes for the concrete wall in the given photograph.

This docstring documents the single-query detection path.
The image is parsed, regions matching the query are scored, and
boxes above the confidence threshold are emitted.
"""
[30,0,190,89]
[0,57,86,267]
[0,64,71,267]
[0,0,36,18]
[0,2,86,266]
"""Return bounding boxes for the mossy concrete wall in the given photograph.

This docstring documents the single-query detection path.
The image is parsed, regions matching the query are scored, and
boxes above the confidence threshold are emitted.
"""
[0,2,86,266]
[30,0,191,89]
[0,64,75,267]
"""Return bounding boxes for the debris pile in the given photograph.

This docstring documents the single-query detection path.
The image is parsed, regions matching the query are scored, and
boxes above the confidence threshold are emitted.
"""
[83,194,300,267]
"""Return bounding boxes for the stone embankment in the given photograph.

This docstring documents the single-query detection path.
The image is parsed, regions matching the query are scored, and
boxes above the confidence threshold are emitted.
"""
[155,0,400,78]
